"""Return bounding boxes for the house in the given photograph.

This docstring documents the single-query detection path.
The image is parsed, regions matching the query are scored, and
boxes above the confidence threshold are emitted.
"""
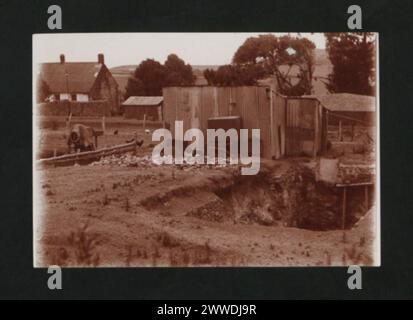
[38,54,120,114]
[313,93,376,125]
[122,96,163,120]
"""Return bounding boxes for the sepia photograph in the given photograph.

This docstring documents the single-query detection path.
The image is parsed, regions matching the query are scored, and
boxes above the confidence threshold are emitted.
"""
[33,32,379,267]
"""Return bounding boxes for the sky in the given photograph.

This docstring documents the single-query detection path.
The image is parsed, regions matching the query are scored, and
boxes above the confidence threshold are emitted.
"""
[33,33,326,68]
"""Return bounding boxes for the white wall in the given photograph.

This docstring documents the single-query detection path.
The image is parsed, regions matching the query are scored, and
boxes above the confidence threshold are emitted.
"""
[59,93,71,101]
[58,93,89,101]
[76,94,89,102]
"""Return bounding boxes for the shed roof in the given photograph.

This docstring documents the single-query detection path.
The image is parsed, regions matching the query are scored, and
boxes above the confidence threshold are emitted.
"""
[122,96,163,107]
[311,93,376,112]
[39,62,103,93]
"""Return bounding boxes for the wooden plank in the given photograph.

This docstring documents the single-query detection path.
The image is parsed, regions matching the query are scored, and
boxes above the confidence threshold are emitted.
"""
[37,140,139,166]
[338,120,342,141]
[336,182,374,187]
[342,186,347,242]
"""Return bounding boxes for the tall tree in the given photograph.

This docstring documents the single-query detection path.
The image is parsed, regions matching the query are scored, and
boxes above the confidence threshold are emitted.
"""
[232,34,316,96]
[204,64,264,86]
[124,55,195,99]
[124,76,145,99]
[133,59,166,96]
[164,54,195,86]
[325,32,375,95]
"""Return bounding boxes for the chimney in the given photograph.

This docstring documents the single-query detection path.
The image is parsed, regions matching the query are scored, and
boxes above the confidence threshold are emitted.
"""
[98,53,104,64]
[60,54,65,64]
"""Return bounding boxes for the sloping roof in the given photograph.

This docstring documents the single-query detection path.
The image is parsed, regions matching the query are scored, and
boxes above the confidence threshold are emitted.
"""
[39,62,103,93]
[122,96,163,107]
[312,93,376,112]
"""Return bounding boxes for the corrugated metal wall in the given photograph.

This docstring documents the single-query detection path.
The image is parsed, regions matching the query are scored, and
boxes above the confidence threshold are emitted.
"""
[163,86,285,159]
[272,93,286,158]
[163,87,326,159]
[285,97,324,157]
[123,106,161,120]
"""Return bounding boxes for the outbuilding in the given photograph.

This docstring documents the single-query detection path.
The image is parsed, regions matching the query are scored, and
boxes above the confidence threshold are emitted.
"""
[122,96,163,120]
[314,93,376,126]
[162,86,327,159]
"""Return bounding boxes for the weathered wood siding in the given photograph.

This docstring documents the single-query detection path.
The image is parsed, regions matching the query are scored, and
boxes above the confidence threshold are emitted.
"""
[124,106,161,120]
[285,97,325,156]
[163,86,286,159]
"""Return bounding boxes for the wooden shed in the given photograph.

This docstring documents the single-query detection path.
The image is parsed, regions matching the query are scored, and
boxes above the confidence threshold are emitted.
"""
[163,86,282,159]
[283,96,327,157]
[163,86,327,159]
[122,96,163,120]
[313,93,376,126]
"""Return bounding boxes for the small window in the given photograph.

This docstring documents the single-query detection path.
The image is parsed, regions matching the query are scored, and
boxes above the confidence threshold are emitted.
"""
[71,94,77,101]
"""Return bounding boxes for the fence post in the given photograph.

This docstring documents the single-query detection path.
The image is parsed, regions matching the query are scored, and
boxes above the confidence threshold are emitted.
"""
[338,120,343,141]
[351,124,354,141]
[102,116,106,148]
[342,186,347,242]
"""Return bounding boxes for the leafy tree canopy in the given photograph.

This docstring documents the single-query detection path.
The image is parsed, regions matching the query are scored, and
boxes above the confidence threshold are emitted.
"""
[204,34,315,96]
[204,64,265,86]
[124,54,195,99]
[325,32,375,95]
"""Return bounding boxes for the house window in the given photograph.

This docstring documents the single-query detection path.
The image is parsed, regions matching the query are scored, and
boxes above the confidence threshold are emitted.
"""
[60,93,70,101]
[76,94,89,102]
[71,94,77,101]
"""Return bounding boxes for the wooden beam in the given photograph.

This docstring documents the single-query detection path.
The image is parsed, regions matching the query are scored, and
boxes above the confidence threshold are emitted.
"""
[336,181,374,187]
[342,186,347,242]
[338,120,342,142]
[101,116,106,148]
[36,140,139,167]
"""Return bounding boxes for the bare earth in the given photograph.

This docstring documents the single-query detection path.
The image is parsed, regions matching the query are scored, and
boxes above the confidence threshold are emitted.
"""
[34,161,377,267]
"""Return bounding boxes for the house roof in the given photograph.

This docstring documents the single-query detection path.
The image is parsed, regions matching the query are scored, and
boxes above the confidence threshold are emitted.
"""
[309,93,376,112]
[39,62,103,93]
[122,96,163,107]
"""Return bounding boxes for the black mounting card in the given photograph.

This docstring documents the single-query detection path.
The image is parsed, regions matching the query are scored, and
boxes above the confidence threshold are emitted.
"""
[0,0,412,301]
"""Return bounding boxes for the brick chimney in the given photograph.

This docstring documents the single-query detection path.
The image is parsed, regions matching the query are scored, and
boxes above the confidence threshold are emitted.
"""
[60,54,65,64]
[98,53,104,64]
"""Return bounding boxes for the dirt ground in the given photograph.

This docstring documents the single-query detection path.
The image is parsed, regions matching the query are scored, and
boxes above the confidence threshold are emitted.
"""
[34,118,378,267]
[34,162,377,267]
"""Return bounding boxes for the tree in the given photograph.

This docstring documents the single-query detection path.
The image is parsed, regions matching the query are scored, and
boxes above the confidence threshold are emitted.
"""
[124,76,145,99]
[133,59,166,96]
[232,34,316,96]
[204,64,264,86]
[164,54,195,86]
[325,32,375,95]
[124,54,195,99]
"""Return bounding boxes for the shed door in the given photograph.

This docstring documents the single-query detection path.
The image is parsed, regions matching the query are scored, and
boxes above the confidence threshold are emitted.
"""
[285,99,317,156]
